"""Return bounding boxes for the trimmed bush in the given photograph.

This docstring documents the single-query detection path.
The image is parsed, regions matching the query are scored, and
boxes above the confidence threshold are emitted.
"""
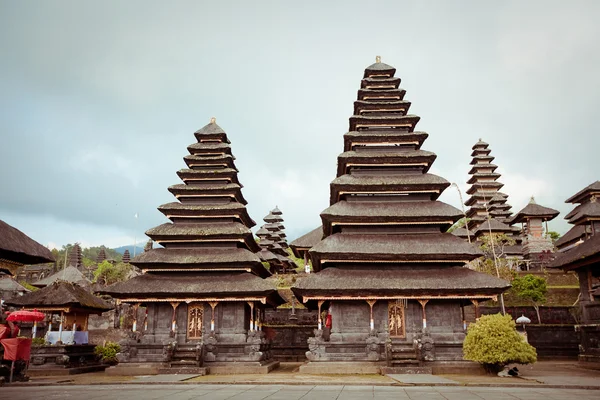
[463,313,536,373]
[94,341,121,364]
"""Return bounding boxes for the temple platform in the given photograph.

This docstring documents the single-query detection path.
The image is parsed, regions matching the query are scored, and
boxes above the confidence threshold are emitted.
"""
[206,360,279,374]
[105,362,166,376]
[299,361,385,375]
[27,364,108,376]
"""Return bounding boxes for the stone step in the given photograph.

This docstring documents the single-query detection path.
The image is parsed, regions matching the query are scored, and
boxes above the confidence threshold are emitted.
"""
[391,346,415,353]
[392,353,417,360]
[174,351,198,358]
[158,367,209,375]
[170,360,199,367]
[390,359,420,366]
[381,366,432,375]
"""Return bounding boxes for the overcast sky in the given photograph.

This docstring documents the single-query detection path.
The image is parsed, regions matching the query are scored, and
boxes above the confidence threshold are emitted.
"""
[1,1,599,250]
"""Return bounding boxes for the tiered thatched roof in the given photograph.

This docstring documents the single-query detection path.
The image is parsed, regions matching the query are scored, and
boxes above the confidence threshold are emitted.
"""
[0,219,55,275]
[292,58,508,305]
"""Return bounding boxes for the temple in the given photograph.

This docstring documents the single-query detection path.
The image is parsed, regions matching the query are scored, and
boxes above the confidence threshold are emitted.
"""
[550,181,600,365]
[292,58,510,373]
[455,140,522,258]
[102,119,284,374]
[508,197,559,269]
[256,207,296,273]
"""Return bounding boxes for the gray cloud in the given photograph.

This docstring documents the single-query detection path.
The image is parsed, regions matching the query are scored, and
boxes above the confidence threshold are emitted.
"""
[1,1,599,247]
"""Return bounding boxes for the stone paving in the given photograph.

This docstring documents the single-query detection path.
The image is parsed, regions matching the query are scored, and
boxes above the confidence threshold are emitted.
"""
[2,384,600,400]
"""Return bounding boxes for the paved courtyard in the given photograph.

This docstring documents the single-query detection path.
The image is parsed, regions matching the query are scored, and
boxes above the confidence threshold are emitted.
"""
[2,384,600,400]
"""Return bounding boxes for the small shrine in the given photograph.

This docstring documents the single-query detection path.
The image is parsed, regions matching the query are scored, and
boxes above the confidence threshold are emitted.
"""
[5,281,112,374]
[508,196,559,269]
[290,226,324,273]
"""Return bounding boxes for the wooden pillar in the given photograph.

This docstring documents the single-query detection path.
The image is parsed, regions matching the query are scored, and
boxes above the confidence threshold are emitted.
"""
[317,300,324,330]
[209,302,218,331]
[471,299,480,319]
[247,301,255,332]
[170,302,180,336]
[418,300,429,330]
[367,300,377,330]
[461,303,467,331]
[84,314,89,331]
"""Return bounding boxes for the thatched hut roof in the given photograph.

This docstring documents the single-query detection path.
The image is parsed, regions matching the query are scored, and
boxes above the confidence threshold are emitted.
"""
[5,281,112,314]
[32,266,90,288]
[0,219,55,275]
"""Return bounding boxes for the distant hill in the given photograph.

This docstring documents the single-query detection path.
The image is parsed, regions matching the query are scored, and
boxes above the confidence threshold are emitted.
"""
[112,245,145,256]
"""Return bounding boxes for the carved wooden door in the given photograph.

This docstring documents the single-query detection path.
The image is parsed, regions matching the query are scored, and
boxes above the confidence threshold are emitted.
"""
[187,304,203,339]
[388,301,406,338]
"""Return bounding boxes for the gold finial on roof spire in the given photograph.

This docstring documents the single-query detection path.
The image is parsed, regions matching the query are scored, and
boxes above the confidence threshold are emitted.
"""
[529,196,536,204]
[479,138,482,141]
[210,117,216,124]
[376,56,381,63]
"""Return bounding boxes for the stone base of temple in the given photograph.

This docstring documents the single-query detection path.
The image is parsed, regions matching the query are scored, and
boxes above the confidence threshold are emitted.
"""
[380,366,432,374]
[105,362,166,375]
[299,361,385,374]
[206,360,279,374]
[428,361,486,375]
[27,364,108,376]
[578,355,600,369]
[158,366,209,375]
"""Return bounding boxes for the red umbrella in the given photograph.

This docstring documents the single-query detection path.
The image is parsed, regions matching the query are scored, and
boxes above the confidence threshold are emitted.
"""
[6,310,45,322]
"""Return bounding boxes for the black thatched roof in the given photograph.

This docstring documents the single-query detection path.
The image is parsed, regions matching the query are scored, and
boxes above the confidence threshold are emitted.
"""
[184,154,237,170]
[309,233,482,271]
[349,114,420,132]
[32,266,90,288]
[130,247,268,276]
[509,199,559,224]
[292,267,510,308]
[146,222,259,252]
[289,226,324,258]
[467,173,501,184]
[330,173,449,204]
[555,225,587,249]
[157,202,256,227]
[468,163,498,175]
[194,121,230,143]
[0,219,55,274]
[566,201,600,225]
[167,183,247,204]
[187,141,232,155]
[364,60,396,77]
[550,234,600,270]
[343,131,428,152]
[176,168,240,185]
[473,219,515,237]
[472,139,489,150]
[0,276,30,292]
[320,200,462,235]
[565,181,600,204]
[360,76,401,89]
[6,281,112,314]
[100,272,285,307]
[337,149,436,176]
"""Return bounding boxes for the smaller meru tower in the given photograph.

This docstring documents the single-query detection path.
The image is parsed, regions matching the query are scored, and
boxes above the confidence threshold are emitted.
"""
[104,119,283,373]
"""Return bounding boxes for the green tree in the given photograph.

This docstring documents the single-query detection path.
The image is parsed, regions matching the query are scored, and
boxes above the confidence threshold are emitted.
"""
[463,313,537,373]
[511,274,547,324]
[93,261,132,286]
[447,217,471,233]
[546,231,561,242]
[471,234,519,281]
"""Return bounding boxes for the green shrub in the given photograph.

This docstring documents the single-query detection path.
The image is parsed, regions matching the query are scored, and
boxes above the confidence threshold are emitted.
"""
[94,341,121,364]
[463,313,536,373]
[31,337,47,346]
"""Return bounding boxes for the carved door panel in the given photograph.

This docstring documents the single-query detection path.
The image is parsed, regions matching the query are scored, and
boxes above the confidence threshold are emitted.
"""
[187,304,203,339]
[388,301,406,338]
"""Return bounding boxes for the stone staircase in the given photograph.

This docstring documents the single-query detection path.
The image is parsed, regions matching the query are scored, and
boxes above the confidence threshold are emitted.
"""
[158,343,208,375]
[381,338,431,374]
